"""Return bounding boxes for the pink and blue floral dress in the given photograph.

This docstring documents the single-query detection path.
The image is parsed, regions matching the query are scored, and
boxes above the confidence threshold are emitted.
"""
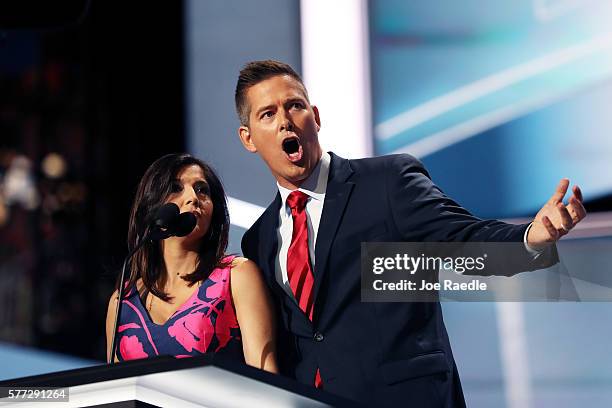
[116,256,243,361]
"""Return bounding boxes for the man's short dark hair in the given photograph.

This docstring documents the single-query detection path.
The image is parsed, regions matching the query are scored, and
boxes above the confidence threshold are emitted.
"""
[235,60,309,126]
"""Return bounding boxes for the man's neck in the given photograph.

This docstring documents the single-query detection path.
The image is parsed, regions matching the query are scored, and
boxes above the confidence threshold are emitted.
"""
[277,177,306,191]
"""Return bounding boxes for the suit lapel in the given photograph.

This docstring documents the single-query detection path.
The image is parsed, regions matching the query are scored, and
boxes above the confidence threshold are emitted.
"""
[257,194,283,294]
[313,153,354,307]
[259,192,312,322]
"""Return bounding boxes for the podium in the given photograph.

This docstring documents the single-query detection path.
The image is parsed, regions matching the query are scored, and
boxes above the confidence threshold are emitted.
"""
[0,354,356,407]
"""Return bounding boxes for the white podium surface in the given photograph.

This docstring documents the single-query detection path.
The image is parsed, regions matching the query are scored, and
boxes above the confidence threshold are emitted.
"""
[0,355,352,407]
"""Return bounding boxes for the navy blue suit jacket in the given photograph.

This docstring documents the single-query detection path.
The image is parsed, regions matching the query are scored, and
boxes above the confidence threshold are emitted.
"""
[242,153,551,407]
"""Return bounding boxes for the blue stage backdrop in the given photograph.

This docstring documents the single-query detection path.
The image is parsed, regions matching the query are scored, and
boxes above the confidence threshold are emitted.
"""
[371,0,612,218]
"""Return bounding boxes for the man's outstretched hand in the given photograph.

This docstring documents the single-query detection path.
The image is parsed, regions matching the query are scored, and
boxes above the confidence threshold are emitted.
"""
[527,178,587,249]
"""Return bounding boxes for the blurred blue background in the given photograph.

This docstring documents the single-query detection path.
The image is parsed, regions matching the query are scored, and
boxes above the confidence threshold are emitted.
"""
[371,0,612,218]
[0,1,610,407]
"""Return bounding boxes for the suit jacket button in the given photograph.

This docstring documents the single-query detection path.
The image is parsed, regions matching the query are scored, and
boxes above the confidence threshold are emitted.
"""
[313,332,324,342]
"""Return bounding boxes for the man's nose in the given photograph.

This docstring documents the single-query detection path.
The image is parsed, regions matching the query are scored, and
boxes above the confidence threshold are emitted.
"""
[279,111,295,132]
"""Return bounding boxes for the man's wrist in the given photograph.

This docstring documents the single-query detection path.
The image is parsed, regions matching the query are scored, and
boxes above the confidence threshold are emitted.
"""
[524,222,546,255]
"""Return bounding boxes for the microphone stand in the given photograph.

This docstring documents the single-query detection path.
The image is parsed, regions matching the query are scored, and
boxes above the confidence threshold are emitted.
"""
[108,228,170,363]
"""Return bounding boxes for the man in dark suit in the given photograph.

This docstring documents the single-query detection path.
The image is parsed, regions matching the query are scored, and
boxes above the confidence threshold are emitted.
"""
[235,60,586,407]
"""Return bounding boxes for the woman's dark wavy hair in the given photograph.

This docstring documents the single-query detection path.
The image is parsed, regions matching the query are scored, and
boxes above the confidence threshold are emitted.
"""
[120,153,231,301]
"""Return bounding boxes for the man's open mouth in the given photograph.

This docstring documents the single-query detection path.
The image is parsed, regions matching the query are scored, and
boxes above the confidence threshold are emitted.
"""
[282,136,303,163]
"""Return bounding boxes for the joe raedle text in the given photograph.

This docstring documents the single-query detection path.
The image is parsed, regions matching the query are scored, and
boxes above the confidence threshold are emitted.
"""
[372,279,487,292]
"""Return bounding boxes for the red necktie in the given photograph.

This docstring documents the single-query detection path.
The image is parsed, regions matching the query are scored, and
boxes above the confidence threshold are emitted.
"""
[286,191,322,388]
[286,191,315,319]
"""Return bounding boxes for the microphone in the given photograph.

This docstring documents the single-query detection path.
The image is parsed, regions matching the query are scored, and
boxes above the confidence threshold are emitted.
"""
[108,203,197,363]
[173,211,198,237]
[154,202,180,230]
[150,203,197,240]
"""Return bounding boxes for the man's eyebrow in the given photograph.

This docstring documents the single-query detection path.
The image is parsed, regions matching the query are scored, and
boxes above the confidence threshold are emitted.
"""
[254,104,275,117]
[285,97,306,105]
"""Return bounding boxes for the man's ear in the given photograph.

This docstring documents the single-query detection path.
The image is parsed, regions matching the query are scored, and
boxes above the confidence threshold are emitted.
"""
[313,105,321,131]
[238,126,257,153]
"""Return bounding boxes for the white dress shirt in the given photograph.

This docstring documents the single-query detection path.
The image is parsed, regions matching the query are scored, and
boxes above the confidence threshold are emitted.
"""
[275,152,330,301]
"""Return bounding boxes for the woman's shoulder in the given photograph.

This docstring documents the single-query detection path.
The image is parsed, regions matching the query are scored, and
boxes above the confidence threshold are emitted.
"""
[229,256,261,273]
[106,278,140,314]
[213,257,264,288]
[230,256,248,268]
[108,277,142,300]
[228,257,271,307]
[111,279,144,301]
[217,255,256,272]
[229,257,265,287]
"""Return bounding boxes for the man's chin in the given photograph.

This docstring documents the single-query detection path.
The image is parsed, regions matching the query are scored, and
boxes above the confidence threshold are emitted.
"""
[276,168,310,188]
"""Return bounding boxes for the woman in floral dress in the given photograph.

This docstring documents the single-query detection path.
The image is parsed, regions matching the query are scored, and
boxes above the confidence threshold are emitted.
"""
[105,153,277,373]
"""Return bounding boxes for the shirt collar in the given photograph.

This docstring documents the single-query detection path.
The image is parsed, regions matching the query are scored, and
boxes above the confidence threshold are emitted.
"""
[278,151,330,207]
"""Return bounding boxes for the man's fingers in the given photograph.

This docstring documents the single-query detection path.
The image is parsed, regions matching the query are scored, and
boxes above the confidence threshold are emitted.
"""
[542,216,559,240]
[569,196,587,222]
[556,202,574,233]
[572,185,583,202]
[549,178,570,204]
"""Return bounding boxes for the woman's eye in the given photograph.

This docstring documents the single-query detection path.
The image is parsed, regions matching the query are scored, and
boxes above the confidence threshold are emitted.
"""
[195,183,210,196]
[170,181,183,193]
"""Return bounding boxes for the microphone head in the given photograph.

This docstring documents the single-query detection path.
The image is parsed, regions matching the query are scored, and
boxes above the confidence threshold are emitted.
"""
[154,203,180,230]
[173,212,197,237]
[148,203,197,240]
